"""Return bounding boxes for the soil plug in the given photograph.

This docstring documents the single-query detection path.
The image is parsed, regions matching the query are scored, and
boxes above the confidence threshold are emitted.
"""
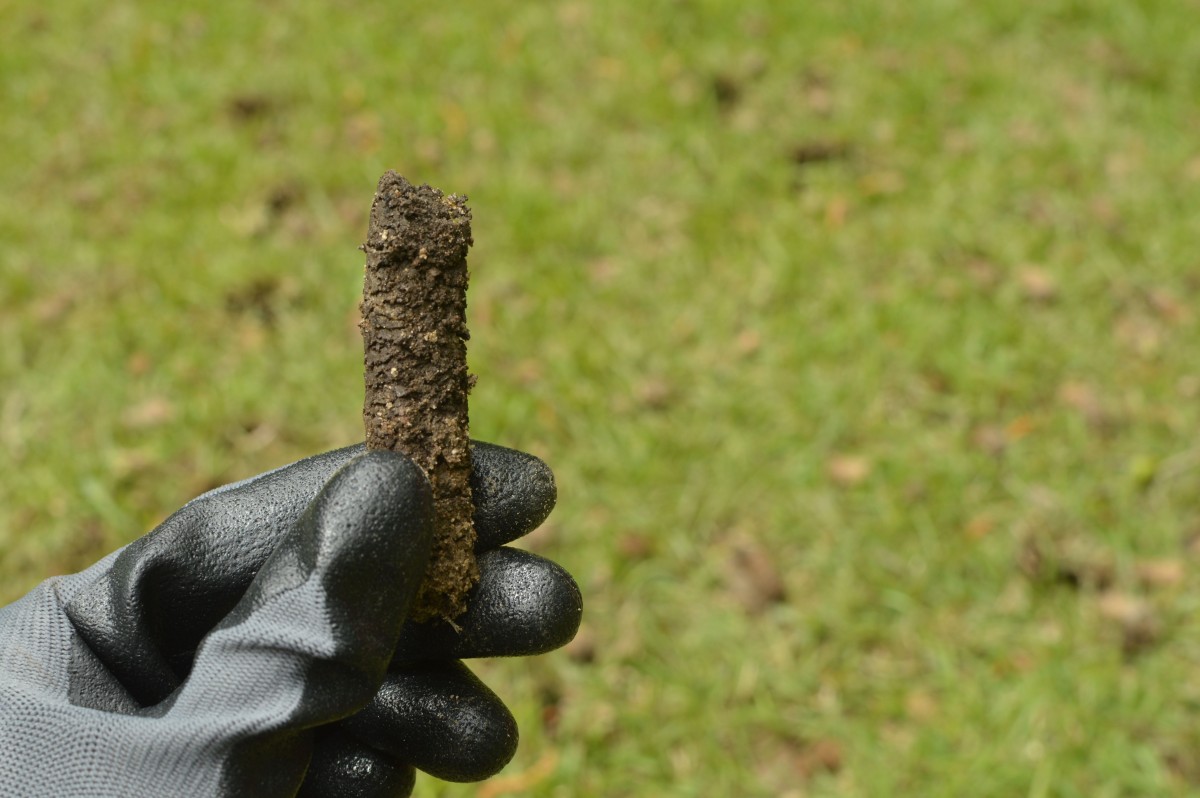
[360,171,477,622]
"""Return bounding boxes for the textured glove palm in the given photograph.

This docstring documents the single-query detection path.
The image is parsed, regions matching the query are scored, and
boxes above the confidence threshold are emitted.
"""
[0,442,581,797]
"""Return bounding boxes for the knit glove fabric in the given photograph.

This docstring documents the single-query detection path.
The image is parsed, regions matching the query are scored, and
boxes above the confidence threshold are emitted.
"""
[0,442,581,797]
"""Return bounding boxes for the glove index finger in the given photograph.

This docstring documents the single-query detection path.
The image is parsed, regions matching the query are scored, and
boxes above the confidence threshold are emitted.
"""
[469,442,557,551]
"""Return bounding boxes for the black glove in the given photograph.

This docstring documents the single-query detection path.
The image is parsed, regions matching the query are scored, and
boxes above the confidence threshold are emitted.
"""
[0,441,581,797]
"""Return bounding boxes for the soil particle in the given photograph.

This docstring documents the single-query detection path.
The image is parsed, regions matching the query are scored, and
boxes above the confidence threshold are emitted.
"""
[361,171,477,622]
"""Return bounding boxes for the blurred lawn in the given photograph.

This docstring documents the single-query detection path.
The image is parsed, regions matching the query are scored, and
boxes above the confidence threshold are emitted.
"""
[3,1,1200,795]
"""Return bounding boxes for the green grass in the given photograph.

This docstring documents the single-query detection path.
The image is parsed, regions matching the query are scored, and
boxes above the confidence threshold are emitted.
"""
[3,1,1200,795]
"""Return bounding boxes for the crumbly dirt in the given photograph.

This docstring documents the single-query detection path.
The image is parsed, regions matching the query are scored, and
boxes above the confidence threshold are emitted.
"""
[360,171,477,622]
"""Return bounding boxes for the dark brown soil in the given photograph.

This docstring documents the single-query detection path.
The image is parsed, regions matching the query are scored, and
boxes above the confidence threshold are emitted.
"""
[361,171,477,622]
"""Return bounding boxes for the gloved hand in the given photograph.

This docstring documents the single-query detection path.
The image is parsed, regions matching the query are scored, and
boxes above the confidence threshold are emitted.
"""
[0,441,581,797]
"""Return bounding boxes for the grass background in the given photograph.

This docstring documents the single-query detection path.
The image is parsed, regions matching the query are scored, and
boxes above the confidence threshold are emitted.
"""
[2,1,1200,795]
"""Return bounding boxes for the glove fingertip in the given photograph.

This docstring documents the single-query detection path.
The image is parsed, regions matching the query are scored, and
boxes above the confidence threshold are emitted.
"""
[299,729,417,798]
[342,661,519,783]
[470,442,558,550]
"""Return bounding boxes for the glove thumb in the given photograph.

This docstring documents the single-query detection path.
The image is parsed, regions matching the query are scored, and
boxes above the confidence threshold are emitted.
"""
[168,450,434,732]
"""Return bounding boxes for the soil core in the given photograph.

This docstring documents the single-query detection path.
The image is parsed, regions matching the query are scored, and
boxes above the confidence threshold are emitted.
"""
[360,171,477,622]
